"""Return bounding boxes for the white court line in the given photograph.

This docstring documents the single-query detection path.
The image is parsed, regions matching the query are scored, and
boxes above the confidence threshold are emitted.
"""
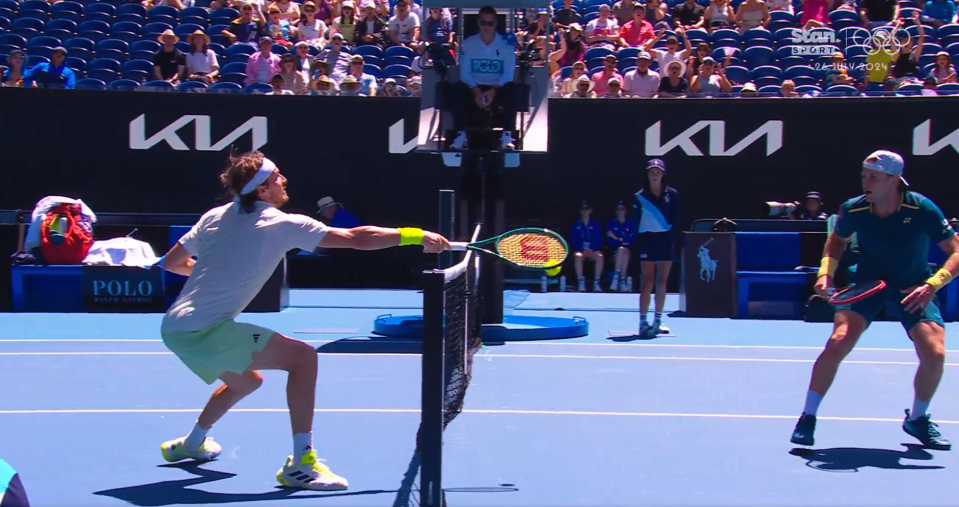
[0,407,956,424]
[0,351,951,366]
[0,339,951,354]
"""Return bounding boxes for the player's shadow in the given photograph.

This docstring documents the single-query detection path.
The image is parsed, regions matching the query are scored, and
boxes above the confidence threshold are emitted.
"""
[92,463,391,506]
[789,444,945,472]
[316,336,422,355]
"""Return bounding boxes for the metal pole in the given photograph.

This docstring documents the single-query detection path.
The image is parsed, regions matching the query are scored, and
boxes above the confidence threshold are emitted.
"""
[438,189,455,269]
[419,269,445,507]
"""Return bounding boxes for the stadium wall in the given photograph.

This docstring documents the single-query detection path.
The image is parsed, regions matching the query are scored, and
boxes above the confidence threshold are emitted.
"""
[2,89,959,232]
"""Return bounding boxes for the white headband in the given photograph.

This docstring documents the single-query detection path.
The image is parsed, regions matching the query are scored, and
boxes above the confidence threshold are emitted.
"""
[240,157,276,195]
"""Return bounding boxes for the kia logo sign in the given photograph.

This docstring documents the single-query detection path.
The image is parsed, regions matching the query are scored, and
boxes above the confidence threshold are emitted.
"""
[645,120,784,157]
[129,115,268,151]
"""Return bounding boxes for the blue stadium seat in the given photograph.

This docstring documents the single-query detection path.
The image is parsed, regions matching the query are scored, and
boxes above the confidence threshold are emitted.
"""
[65,55,85,73]
[116,2,146,18]
[25,54,49,66]
[13,17,44,32]
[177,80,208,92]
[383,55,411,67]
[75,77,106,89]
[44,18,77,33]
[360,54,381,67]
[226,42,255,56]
[225,52,250,64]
[148,5,179,21]
[684,28,709,44]
[218,72,246,85]
[96,38,128,53]
[220,61,247,74]
[130,39,160,53]
[83,3,115,17]
[175,23,205,38]
[382,63,411,78]
[353,44,383,58]
[895,83,922,96]
[141,21,173,37]
[244,81,272,93]
[140,79,175,91]
[28,34,60,48]
[0,0,17,12]
[384,44,414,60]
[938,82,959,95]
[78,19,110,34]
[795,84,822,95]
[363,63,381,77]
[180,15,208,28]
[584,46,612,61]
[778,55,806,69]
[120,57,152,78]
[0,33,26,47]
[751,64,782,87]
[111,21,142,37]
[107,77,140,90]
[209,80,243,93]
[711,28,741,43]
[63,36,93,50]
[116,12,144,24]
[180,7,210,20]
[743,46,774,68]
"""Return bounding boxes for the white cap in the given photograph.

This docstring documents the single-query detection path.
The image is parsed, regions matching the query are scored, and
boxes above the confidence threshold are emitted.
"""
[862,150,907,186]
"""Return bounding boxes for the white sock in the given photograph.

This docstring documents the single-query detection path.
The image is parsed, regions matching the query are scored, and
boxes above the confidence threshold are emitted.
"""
[293,432,314,461]
[803,390,823,416]
[184,422,210,452]
[911,398,931,420]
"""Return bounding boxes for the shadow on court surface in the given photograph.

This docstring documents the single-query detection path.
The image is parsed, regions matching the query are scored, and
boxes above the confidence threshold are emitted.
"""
[93,463,391,506]
[789,444,944,472]
[316,337,422,355]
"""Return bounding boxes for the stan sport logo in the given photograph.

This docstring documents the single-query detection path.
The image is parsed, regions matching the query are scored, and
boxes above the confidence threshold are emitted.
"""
[789,27,910,69]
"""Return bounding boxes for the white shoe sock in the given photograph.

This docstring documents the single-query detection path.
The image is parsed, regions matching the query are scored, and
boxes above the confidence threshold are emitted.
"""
[184,422,210,453]
[294,432,314,461]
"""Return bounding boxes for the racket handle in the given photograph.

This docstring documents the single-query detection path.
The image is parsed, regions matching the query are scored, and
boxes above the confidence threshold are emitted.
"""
[450,242,468,251]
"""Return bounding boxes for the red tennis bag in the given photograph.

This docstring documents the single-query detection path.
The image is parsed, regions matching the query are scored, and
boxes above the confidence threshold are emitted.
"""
[37,202,94,264]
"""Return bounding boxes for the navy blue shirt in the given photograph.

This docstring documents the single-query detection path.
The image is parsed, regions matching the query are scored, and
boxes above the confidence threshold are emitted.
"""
[571,218,603,251]
[606,217,636,249]
[632,186,678,233]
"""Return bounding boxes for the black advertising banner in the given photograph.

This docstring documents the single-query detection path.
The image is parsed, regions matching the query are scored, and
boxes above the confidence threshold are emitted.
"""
[1,89,958,238]
[680,232,736,318]
[81,265,166,312]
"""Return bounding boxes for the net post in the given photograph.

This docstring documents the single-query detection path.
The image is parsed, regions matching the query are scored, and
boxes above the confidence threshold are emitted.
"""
[481,156,505,324]
[438,189,455,269]
[419,269,446,507]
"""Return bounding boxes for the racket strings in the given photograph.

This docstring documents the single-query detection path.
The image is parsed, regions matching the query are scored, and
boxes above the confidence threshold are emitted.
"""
[496,234,567,268]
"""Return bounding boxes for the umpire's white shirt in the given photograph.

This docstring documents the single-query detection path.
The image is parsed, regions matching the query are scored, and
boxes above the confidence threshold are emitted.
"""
[459,31,516,88]
[161,200,329,333]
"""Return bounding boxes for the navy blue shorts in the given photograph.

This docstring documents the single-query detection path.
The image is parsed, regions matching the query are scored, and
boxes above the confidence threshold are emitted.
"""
[636,232,674,262]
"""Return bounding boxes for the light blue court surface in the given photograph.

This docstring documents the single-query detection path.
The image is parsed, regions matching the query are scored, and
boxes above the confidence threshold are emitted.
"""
[1,289,958,506]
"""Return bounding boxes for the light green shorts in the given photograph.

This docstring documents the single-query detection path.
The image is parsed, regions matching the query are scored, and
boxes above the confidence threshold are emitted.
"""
[162,320,276,384]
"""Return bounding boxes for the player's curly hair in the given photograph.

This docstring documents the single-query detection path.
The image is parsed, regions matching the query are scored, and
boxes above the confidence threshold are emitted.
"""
[220,150,266,214]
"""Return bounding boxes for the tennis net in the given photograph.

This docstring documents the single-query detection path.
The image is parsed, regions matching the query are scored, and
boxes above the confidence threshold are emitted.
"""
[418,223,484,507]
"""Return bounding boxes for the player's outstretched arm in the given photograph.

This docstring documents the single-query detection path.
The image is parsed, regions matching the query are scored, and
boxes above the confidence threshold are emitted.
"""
[318,226,451,253]
[159,242,196,276]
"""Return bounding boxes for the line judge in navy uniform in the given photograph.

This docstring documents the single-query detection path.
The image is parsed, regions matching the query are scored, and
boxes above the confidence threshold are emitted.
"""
[791,150,959,451]
[0,459,30,507]
[632,158,678,338]
[571,201,604,292]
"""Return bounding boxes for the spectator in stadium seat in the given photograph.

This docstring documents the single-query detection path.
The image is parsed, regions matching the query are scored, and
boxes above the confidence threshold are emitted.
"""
[824,52,857,87]
[185,30,220,84]
[799,0,827,28]
[863,30,898,92]
[266,73,294,93]
[571,201,604,292]
[319,34,352,83]
[270,0,301,23]
[623,50,660,96]
[793,191,828,220]
[585,4,621,49]
[780,78,800,96]
[317,197,361,228]
[245,36,282,84]
[311,74,337,94]
[548,26,587,74]
[735,0,770,32]
[658,59,689,96]
[619,8,655,48]
[590,54,624,95]
[277,53,309,93]
[672,0,706,30]
[388,0,421,47]
[567,74,597,97]
[292,41,317,73]
[554,0,580,29]
[860,0,898,27]
[612,0,636,25]
[740,81,758,95]
[922,0,958,27]
[645,0,670,28]
[423,7,454,45]
[339,74,365,95]
[145,0,194,9]
[703,0,736,30]
[921,76,939,94]
[606,200,636,292]
[519,9,549,42]
[266,5,296,47]
[22,46,75,89]
[294,2,329,46]
[378,77,411,95]
[2,49,25,87]
[354,0,388,49]
[406,74,422,96]
[347,54,377,95]
[331,1,358,43]
[224,3,268,47]
[689,55,732,94]
[560,60,588,94]
[931,51,958,82]
[768,0,794,15]
[308,0,335,25]
[892,15,926,81]
[154,30,186,83]
[647,27,692,69]
[603,77,625,96]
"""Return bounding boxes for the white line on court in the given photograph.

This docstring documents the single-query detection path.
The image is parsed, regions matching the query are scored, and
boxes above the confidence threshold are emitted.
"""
[0,339,951,354]
[0,350,951,366]
[0,407,955,424]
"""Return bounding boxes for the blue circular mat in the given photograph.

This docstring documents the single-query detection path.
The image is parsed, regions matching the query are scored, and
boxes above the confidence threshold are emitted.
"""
[372,314,588,341]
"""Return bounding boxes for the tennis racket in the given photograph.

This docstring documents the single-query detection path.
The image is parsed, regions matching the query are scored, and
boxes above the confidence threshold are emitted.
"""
[450,228,568,270]
[826,280,886,305]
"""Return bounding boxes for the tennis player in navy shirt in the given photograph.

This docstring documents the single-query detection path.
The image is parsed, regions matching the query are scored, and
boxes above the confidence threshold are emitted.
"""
[633,159,678,337]
[791,150,959,450]
[572,201,604,292]
[606,201,636,292]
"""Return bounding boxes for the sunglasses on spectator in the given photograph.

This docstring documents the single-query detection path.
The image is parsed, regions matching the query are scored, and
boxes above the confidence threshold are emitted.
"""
[479,19,495,26]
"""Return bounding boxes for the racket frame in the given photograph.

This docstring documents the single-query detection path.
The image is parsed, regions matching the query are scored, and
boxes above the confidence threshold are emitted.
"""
[828,280,886,305]
[450,228,569,270]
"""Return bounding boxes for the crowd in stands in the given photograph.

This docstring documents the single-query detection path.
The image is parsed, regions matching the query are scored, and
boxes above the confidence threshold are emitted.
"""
[0,0,958,96]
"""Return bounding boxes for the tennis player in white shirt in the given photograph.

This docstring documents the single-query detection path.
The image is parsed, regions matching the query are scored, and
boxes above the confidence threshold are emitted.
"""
[156,151,450,491]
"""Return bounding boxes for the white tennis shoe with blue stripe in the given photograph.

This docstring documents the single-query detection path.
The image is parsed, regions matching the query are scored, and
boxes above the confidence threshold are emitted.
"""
[276,450,349,491]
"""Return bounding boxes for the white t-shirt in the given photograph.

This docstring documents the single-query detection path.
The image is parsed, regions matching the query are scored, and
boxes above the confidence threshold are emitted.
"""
[161,201,329,333]
[389,12,420,43]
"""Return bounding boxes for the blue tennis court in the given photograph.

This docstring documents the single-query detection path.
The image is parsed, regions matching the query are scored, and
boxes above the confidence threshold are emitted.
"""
[1,289,957,506]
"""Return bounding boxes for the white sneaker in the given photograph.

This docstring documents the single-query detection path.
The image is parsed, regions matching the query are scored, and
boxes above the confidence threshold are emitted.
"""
[619,281,629,292]
[450,131,467,150]
[577,279,585,292]
[609,274,620,292]
[500,131,515,150]
[160,436,221,463]
[276,450,349,491]
[654,319,670,334]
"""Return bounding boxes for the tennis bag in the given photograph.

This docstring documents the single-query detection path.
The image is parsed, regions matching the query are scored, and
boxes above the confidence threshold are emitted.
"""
[37,202,94,264]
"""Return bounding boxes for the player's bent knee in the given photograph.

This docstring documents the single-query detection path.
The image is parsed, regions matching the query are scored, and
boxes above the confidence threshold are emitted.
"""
[911,321,946,365]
